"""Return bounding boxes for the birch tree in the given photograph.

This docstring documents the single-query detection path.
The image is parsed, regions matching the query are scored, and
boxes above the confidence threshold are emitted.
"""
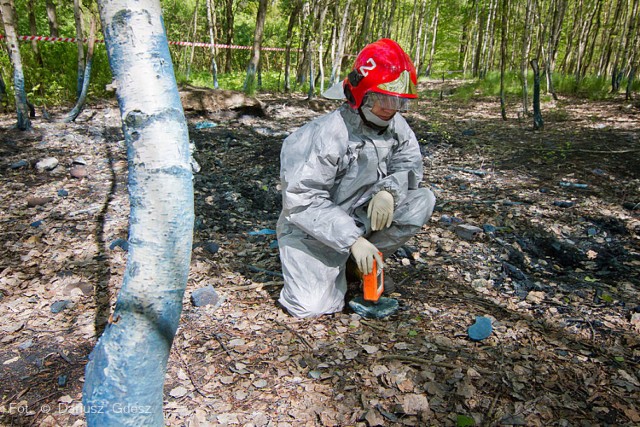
[499,0,507,120]
[0,0,31,130]
[74,0,86,98]
[328,0,350,86]
[83,0,194,425]
[206,0,219,88]
[520,0,533,116]
[65,16,96,122]
[283,0,302,92]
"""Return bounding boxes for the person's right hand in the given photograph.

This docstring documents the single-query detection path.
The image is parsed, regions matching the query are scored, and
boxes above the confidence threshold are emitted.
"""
[350,237,383,275]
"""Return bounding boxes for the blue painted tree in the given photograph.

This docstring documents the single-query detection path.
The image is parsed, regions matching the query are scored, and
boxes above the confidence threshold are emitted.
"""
[82,1,194,425]
[0,0,31,130]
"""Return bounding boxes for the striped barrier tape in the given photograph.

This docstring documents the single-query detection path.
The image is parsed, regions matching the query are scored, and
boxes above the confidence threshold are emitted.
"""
[0,34,288,52]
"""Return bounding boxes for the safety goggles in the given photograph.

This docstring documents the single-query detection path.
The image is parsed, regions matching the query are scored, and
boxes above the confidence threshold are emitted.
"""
[364,92,416,112]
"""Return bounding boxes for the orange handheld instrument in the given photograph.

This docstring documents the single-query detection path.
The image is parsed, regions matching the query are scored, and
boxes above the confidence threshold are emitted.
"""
[362,252,384,302]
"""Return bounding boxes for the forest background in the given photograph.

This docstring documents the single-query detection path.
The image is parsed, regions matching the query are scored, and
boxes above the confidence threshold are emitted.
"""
[1,0,639,112]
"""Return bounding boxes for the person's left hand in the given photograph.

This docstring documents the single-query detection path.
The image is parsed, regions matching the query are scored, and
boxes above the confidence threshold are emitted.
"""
[367,190,394,231]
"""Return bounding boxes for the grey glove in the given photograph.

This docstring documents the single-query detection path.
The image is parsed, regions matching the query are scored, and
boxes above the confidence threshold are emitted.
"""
[350,236,383,275]
[367,190,394,231]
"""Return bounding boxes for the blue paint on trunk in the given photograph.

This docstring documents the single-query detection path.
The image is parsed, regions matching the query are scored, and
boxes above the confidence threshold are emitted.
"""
[83,3,194,426]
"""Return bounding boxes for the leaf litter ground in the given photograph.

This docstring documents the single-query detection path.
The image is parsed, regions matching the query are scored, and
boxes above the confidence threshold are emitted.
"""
[0,83,639,426]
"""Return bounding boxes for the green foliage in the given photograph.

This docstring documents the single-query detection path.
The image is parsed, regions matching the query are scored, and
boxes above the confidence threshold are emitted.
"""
[456,414,476,427]
[446,70,637,102]
[2,0,638,107]
[540,141,573,163]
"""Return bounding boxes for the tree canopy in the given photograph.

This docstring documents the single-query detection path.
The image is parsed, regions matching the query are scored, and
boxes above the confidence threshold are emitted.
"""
[0,0,638,108]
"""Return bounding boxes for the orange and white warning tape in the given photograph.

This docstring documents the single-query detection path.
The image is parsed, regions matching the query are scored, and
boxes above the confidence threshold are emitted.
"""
[0,34,288,51]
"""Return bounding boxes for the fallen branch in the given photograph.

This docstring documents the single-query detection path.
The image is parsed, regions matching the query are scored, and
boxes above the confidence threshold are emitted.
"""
[275,320,314,350]
[247,265,283,278]
[379,354,494,375]
[221,281,282,291]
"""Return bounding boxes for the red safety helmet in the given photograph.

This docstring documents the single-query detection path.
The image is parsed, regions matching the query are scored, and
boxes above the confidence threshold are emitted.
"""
[343,39,418,109]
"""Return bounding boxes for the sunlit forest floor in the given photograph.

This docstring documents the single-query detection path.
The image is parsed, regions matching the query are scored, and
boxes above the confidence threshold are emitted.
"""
[0,81,639,426]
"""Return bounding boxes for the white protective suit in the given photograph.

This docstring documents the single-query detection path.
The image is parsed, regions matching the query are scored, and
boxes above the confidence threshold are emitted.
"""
[277,103,436,317]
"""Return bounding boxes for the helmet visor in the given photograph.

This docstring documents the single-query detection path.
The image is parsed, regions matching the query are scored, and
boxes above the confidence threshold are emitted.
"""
[365,92,417,112]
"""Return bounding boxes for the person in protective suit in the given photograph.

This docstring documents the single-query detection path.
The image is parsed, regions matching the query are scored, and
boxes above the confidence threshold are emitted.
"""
[277,39,436,318]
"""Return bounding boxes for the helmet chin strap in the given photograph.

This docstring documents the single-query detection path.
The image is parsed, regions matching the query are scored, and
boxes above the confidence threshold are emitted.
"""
[358,105,392,133]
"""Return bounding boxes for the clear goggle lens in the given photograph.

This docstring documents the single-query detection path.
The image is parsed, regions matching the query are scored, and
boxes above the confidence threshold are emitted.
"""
[365,92,416,112]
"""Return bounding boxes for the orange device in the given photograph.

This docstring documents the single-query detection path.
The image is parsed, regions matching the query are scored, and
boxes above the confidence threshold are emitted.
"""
[362,252,384,302]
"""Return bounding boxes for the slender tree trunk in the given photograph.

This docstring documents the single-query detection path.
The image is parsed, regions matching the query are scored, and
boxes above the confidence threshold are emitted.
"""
[626,66,636,100]
[620,0,639,79]
[458,1,470,72]
[499,0,507,120]
[358,0,373,49]
[546,0,566,99]
[385,0,397,38]
[186,0,200,79]
[244,0,268,95]
[73,0,86,98]
[27,0,43,66]
[581,0,603,78]
[413,0,426,72]
[329,0,350,85]
[224,0,234,73]
[65,16,96,122]
[206,0,219,88]
[46,0,59,37]
[560,0,579,73]
[425,0,439,77]
[531,59,544,129]
[83,1,194,425]
[597,0,624,76]
[484,0,498,76]
[316,2,328,94]
[296,0,311,85]
[284,0,302,92]
[472,2,485,78]
[0,0,31,130]
[306,0,319,98]
[521,0,533,116]
[0,70,7,112]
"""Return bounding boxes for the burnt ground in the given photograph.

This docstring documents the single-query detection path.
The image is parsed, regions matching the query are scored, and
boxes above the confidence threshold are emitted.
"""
[0,81,639,426]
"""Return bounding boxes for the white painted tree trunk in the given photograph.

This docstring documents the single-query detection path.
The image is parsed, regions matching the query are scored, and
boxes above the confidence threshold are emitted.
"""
[0,0,31,130]
[83,1,194,425]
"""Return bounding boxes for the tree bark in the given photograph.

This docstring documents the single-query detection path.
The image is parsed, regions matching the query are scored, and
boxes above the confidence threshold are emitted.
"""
[244,0,268,95]
[626,66,636,100]
[472,1,485,78]
[206,0,219,88]
[499,0,507,120]
[27,0,43,66]
[65,16,96,123]
[531,59,544,130]
[425,0,440,77]
[46,0,59,37]
[185,0,200,79]
[0,70,7,112]
[83,0,194,425]
[316,2,328,94]
[73,0,86,98]
[357,0,373,50]
[521,0,533,116]
[284,0,302,92]
[545,0,567,100]
[224,0,234,73]
[329,0,351,86]
[0,0,31,130]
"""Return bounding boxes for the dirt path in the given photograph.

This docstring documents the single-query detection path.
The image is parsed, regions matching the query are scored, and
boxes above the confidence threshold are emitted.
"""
[0,87,638,426]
